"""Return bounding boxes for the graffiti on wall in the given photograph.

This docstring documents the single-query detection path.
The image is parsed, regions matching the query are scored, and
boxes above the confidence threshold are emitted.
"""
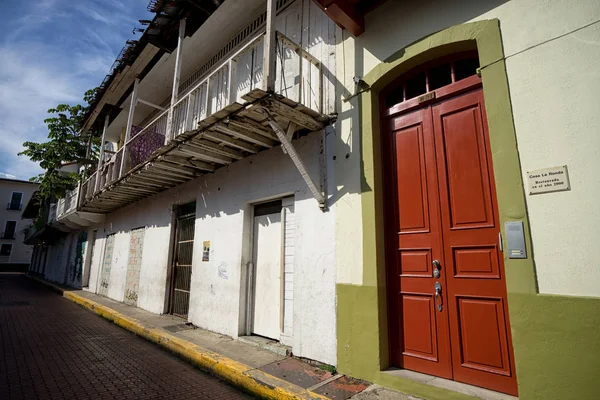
[66,232,88,287]
[123,228,145,306]
[98,234,115,297]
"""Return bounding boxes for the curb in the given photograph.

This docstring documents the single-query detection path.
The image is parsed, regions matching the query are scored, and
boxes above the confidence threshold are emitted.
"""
[26,275,329,400]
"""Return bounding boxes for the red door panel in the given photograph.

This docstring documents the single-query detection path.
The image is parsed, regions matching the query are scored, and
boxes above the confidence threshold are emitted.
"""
[384,86,518,396]
[401,294,438,360]
[452,246,501,279]
[432,90,518,395]
[394,122,430,233]
[438,106,495,230]
[385,108,452,379]
[457,297,511,375]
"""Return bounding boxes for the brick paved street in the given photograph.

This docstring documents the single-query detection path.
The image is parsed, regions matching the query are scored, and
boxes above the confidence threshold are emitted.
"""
[0,274,254,400]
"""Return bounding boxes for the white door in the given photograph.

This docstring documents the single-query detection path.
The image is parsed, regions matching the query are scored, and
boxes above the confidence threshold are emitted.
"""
[252,201,283,340]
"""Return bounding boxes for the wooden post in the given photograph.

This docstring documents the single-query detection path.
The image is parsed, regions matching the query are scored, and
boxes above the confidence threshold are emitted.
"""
[227,58,235,105]
[263,0,277,92]
[95,115,109,192]
[166,18,186,144]
[119,78,139,177]
[264,110,326,209]
[184,92,195,131]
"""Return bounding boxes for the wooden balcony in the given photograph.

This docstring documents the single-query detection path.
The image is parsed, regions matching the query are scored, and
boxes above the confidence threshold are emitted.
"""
[79,30,330,214]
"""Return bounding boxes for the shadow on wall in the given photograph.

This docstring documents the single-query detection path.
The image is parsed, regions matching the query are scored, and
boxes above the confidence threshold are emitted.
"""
[337,0,508,195]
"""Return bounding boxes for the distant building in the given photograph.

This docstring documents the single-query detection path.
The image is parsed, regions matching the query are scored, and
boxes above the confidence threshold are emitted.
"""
[0,177,39,271]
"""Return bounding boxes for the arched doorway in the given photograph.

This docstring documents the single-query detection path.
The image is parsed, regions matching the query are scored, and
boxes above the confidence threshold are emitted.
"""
[381,53,518,396]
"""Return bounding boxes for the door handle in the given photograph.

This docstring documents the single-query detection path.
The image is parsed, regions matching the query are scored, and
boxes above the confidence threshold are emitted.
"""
[434,282,443,312]
[432,259,441,278]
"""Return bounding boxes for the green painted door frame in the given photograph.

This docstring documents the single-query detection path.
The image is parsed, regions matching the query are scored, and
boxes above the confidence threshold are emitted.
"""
[337,19,600,400]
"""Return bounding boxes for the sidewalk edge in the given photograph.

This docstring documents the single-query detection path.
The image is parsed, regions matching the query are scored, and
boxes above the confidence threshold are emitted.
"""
[26,275,328,400]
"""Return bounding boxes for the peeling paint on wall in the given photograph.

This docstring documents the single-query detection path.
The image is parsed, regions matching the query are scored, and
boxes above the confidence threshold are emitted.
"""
[124,228,145,306]
[98,234,115,297]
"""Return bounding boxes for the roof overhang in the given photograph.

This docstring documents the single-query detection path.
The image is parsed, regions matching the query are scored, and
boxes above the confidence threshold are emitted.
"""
[310,0,387,36]
[82,0,225,133]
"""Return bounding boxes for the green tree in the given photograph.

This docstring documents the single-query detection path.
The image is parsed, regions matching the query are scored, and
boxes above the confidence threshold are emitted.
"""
[19,88,101,200]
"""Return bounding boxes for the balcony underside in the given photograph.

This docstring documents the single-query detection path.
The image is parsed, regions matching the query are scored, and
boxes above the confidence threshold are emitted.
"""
[80,89,328,214]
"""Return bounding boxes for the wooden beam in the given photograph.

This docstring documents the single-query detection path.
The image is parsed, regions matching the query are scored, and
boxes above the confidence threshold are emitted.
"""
[150,163,196,177]
[137,98,167,111]
[94,195,133,203]
[86,199,123,207]
[265,100,323,131]
[227,116,278,140]
[124,181,165,191]
[101,193,142,202]
[96,115,110,193]
[120,78,139,175]
[125,178,166,188]
[131,173,184,185]
[177,143,233,164]
[203,131,260,153]
[264,110,326,209]
[116,182,158,193]
[166,18,187,143]
[281,121,296,155]
[214,123,277,148]
[95,197,135,205]
[161,155,216,172]
[311,0,365,36]
[107,185,152,195]
[76,212,105,223]
[187,138,245,160]
[135,170,186,182]
[114,186,158,196]
[263,0,277,92]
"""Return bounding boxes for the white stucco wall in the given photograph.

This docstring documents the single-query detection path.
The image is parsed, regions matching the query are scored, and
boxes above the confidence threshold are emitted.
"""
[0,180,38,265]
[82,131,336,365]
[335,0,600,297]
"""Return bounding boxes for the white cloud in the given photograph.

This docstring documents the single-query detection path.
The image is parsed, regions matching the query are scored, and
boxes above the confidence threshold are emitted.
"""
[0,0,152,181]
[0,172,18,179]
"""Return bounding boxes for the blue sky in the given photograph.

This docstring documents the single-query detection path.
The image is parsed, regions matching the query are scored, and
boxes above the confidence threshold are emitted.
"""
[0,0,152,180]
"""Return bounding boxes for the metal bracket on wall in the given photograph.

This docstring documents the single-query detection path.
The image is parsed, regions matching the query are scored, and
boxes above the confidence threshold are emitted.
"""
[263,109,328,211]
[343,76,371,102]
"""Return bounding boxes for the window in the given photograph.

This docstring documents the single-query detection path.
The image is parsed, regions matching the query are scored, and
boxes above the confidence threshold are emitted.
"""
[384,54,481,108]
[3,221,16,239]
[0,244,12,257]
[8,192,23,210]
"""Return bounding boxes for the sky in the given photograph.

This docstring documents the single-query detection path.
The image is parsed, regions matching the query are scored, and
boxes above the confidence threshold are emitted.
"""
[0,0,153,181]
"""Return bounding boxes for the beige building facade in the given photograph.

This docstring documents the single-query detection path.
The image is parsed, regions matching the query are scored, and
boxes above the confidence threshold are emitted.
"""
[0,178,38,270]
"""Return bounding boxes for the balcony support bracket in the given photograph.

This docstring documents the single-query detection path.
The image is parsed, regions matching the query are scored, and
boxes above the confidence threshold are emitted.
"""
[138,98,167,111]
[263,109,327,211]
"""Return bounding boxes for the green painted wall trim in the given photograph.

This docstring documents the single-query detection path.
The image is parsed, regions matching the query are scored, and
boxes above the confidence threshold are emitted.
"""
[508,293,600,399]
[337,18,600,399]
[338,284,600,400]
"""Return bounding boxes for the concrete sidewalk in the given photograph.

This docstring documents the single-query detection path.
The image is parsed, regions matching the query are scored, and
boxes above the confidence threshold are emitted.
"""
[27,275,394,400]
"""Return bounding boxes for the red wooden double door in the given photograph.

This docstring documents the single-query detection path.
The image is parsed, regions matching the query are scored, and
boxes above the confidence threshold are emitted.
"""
[384,86,518,396]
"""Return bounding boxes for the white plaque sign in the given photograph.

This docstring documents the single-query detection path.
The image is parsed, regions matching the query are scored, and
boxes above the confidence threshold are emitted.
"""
[526,165,570,195]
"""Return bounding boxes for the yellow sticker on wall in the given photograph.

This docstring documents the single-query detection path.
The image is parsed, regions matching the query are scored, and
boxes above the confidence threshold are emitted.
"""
[202,241,210,262]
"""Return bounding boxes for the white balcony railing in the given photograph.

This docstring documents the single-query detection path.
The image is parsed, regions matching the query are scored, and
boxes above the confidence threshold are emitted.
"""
[56,187,79,220]
[79,30,324,207]
[48,203,57,223]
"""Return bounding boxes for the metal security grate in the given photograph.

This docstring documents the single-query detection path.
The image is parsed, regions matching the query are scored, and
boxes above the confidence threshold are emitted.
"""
[170,212,195,318]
